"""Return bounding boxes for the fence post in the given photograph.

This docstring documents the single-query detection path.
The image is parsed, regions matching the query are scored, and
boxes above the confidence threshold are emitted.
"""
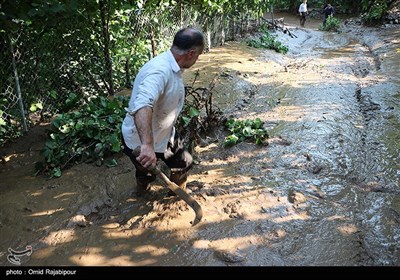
[221,14,225,46]
[179,0,183,28]
[9,35,28,133]
[270,4,275,29]
[205,19,211,51]
[231,17,235,41]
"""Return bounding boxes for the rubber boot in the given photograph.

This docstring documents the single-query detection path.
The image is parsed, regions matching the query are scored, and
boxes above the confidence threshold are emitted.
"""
[167,170,188,197]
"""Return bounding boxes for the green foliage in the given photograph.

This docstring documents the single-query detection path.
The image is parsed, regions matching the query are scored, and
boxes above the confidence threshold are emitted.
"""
[247,26,288,54]
[180,106,200,126]
[0,108,24,146]
[223,118,268,148]
[320,16,341,32]
[37,95,128,178]
[109,5,153,89]
[195,0,272,16]
[0,94,25,145]
[361,0,388,25]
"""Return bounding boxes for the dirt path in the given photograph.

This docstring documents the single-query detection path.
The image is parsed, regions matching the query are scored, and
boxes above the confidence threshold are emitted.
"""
[1,16,399,266]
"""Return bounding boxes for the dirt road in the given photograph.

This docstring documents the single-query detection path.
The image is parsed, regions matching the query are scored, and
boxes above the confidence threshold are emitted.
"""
[1,16,399,266]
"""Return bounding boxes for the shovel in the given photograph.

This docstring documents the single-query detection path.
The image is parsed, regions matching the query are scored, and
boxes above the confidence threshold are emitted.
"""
[132,147,203,226]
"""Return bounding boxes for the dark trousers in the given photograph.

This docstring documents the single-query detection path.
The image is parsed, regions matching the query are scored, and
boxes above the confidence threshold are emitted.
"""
[122,131,192,183]
[300,12,307,27]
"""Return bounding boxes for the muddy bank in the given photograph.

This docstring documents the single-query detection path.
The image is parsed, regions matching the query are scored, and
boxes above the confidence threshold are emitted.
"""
[1,16,399,266]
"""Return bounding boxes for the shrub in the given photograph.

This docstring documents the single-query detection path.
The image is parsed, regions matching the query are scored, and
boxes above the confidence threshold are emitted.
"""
[320,16,341,32]
[36,95,128,178]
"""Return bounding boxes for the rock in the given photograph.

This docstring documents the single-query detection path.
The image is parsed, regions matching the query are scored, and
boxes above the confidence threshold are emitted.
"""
[288,189,307,204]
[205,188,229,196]
[215,250,246,263]
[67,215,90,228]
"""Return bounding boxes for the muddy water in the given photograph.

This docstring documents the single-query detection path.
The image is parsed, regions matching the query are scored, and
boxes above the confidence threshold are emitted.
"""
[179,19,400,266]
[1,18,399,267]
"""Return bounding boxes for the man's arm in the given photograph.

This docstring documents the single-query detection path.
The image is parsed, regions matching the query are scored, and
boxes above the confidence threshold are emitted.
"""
[134,106,157,168]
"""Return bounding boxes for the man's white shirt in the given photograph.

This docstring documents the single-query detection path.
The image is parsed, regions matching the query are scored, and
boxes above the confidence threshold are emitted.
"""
[299,3,307,13]
[122,50,185,153]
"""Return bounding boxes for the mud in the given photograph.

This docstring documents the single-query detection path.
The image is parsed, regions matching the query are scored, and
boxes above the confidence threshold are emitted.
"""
[1,15,399,266]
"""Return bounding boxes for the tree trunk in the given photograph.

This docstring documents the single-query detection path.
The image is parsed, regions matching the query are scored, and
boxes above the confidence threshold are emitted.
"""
[290,0,298,14]
[99,0,114,95]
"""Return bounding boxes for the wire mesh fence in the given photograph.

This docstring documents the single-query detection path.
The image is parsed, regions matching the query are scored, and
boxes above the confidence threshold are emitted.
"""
[0,3,262,147]
[1,30,27,143]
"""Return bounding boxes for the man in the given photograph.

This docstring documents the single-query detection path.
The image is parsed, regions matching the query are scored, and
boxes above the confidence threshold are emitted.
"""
[298,0,308,27]
[323,3,335,26]
[121,28,205,196]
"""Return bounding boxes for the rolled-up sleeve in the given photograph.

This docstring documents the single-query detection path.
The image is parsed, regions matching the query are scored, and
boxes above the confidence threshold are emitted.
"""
[128,70,166,115]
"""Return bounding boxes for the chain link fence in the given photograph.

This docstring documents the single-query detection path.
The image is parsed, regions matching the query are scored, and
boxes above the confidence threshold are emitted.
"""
[0,4,262,147]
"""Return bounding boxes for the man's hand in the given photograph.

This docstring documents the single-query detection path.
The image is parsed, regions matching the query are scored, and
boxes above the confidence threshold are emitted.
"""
[133,107,156,169]
[136,144,157,169]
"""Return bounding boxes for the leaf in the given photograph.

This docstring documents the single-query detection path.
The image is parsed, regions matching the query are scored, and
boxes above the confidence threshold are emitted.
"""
[66,92,77,105]
[225,118,235,128]
[189,107,200,117]
[100,97,107,108]
[182,116,190,126]
[45,141,55,149]
[106,159,118,167]
[223,134,239,147]
[242,126,253,137]
[53,167,62,178]
[95,143,103,154]
[59,124,70,134]
[109,134,121,152]
[30,102,43,112]
[252,118,263,129]
[86,129,93,138]
[107,116,115,124]
[49,90,57,99]
[75,120,83,130]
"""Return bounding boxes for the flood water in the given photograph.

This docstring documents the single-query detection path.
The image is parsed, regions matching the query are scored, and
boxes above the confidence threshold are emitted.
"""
[179,17,400,266]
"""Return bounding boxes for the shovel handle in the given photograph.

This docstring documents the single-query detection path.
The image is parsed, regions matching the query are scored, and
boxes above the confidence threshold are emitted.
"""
[132,147,203,226]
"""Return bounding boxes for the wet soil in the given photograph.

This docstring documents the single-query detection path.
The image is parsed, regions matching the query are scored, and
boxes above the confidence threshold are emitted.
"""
[1,15,399,266]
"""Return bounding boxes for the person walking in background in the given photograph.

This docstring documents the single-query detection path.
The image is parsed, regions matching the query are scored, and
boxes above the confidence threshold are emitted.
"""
[298,0,308,27]
[323,3,335,26]
[121,28,205,197]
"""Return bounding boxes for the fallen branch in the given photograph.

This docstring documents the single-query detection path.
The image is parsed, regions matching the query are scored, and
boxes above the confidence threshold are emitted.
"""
[263,17,298,38]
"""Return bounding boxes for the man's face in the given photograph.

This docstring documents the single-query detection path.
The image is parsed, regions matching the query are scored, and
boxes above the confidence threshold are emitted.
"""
[183,46,204,69]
